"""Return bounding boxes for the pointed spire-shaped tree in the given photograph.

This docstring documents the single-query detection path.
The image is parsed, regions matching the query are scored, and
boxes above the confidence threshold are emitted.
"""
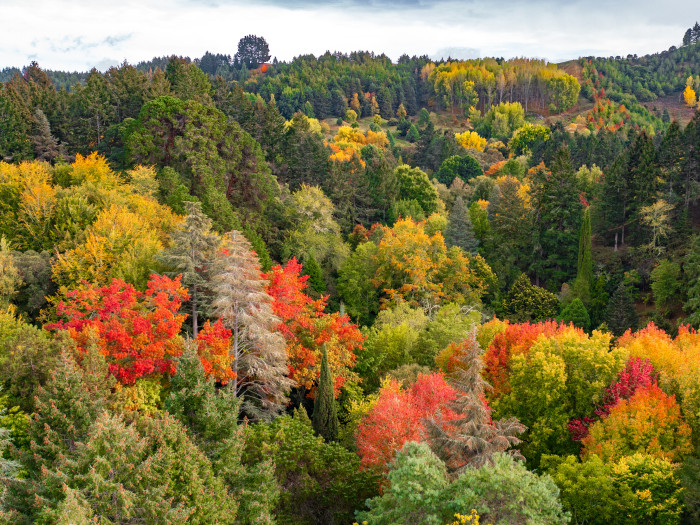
[312,345,339,442]
[31,107,61,162]
[605,283,638,337]
[159,201,220,337]
[444,196,478,255]
[210,230,292,419]
[425,333,525,474]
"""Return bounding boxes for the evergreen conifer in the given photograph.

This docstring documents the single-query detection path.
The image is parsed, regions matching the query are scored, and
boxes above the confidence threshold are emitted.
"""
[312,345,339,442]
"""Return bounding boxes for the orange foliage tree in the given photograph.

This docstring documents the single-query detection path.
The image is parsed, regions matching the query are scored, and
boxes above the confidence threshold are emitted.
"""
[264,258,364,397]
[617,322,700,436]
[355,373,457,471]
[46,274,188,384]
[582,384,693,463]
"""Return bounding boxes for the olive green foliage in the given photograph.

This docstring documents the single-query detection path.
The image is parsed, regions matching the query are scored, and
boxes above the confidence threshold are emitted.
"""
[358,443,569,525]
[435,155,483,185]
[357,303,428,392]
[414,303,481,367]
[473,101,525,140]
[394,164,439,216]
[243,409,379,525]
[650,260,681,315]
[545,453,686,525]
[558,298,591,331]
[502,274,560,323]
[388,198,425,223]
[509,123,552,156]
[0,317,62,413]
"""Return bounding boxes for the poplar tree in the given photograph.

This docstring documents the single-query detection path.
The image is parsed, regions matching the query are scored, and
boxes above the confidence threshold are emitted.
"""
[210,230,292,419]
[159,201,220,337]
[312,345,339,442]
[573,206,593,302]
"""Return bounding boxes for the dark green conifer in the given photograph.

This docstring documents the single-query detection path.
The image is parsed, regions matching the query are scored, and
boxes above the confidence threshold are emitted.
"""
[559,298,591,331]
[312,345,338,442]
[605,283,638,336]
[445,196,478,255]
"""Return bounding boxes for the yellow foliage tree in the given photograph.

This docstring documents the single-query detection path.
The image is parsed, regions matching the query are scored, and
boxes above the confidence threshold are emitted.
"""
[455,131,487,152]
[683,85,697,107]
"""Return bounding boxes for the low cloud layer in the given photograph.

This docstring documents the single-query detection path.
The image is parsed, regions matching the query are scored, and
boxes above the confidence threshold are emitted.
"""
[0,0,693,71]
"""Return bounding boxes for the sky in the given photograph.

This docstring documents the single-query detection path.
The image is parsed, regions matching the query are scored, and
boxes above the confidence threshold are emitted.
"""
[0,0,696,72]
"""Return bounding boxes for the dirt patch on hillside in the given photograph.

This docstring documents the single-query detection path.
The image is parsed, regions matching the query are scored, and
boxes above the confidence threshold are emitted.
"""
[643,93,698,125]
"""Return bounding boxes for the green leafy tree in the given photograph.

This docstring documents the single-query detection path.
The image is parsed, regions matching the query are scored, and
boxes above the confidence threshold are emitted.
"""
[312,346,339,442]
[236,35,271,69]
[545,453,685,525]
[0,237,21,307]
[413,303,481,367]
[509,123,551,156]
[358,443,569,525]
[243,409,379,525]
[444,197,478,255]
[650,260,681,315]
[435,155,483,185]
[395,164,439,216]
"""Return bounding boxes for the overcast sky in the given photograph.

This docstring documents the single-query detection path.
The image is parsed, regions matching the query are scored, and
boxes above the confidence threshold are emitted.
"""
[0,0,696,71]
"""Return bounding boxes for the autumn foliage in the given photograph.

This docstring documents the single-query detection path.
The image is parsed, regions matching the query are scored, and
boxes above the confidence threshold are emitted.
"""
[264,258,364,397]
[482,320,572,398]
[355,373,458,471]
[581,384,693,463]
[46,274,188,384]
[568,356,656,441]
[195,320,235,384]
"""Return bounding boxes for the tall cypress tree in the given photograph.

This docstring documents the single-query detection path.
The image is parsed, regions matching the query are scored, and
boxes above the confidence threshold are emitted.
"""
[312,345,338,442]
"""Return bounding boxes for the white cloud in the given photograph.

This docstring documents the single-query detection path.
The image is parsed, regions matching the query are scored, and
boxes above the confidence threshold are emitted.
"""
[0,0,693,71]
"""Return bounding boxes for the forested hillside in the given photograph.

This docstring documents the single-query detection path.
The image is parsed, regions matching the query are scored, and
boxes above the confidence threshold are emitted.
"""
[1,25,700,525]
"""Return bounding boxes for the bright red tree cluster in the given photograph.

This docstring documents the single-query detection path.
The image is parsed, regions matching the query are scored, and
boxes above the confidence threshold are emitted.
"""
[568,356,656,441]
[355,373,458,471]
[47,274,188,384]
[264,258,364,397]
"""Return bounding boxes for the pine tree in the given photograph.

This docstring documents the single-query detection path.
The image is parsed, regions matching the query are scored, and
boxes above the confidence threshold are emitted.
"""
[159,201,220,337]
[165,344,279,524]
[559,298,591,331]
[31,107,61,162]
[3,346,113,521]
[312,345,339,442]
[425,333,525,474]
[210,230,292,419]
[605,283,638,337]
[444,196,478,255]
